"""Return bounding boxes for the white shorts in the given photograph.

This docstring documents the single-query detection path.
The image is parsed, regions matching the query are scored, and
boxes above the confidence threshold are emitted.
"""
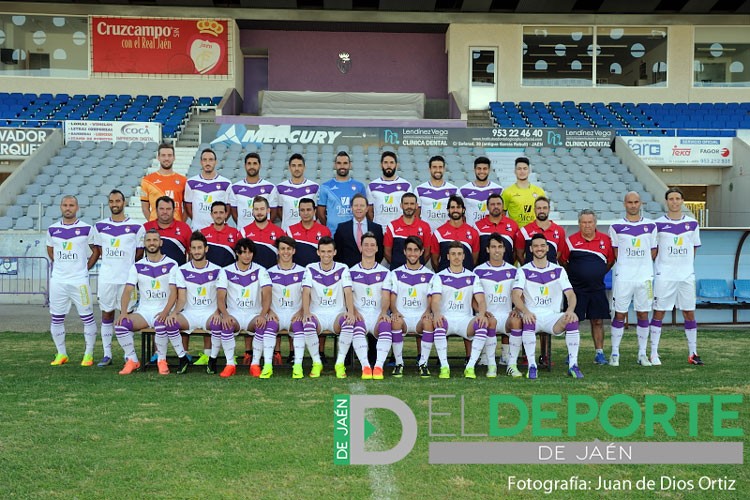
[98,282,136,312]
[180,309,213,331]
[315,311,343,333]
[443,315,474,339]
[529,310,565,336]
[133,308,162,328]
[276,311,295,332]
[492,311,511,335]
[228,309,262,332]
[654,275,696,311]
[612,278,653,313]
[50,279,93,317]
[361,313,380,334]
[401,313,425,334]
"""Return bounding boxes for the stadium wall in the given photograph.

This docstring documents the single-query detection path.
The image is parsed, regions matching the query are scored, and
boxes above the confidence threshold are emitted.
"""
[714,137,750,228]
[240,30,448,100]
[447,23,750,107]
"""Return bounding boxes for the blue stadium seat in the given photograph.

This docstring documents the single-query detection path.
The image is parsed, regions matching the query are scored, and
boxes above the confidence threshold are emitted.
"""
[734,280,750,302]
[697,279,735,304]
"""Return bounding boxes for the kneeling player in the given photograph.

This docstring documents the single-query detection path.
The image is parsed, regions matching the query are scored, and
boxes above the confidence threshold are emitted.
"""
[168,232,223,375]
[217,238,272,378]
[115,230,179,374]
[350,232,392,379]
[388,236,435,377]
[301,237,356,379]
[474,234,523,377]
[512,234,583,380]
[424,241,489,379]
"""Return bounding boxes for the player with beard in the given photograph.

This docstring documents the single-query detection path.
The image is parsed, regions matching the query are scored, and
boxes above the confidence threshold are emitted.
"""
[474,193,519,266]
[516,196,568,265]
[241,195,284,269]
[230,152,278,230]
[459,157,503,226]
[366,151,413,227]
[276,154,320,233]
[383,192,432,270]
[416,155,458,232]
[317,151,367,236]
[141,143,187,222]
[431,195,480,272]
[184,148,232,230]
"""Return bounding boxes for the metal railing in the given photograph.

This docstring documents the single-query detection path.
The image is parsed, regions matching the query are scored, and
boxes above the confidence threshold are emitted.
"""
[0,256,50,305]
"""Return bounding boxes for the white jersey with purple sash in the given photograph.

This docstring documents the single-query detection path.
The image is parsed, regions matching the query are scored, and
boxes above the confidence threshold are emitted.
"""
[415,181,458,232]
[608,217,657,282]
[366,177,413,227]
[184,174,233,230]
[93,218,145,284]
[430,268,484,319]
[276,179,320,232]
[175,261,222,313]
[218,263,271,317]
[459,181,503,225]
[474,261,516,315]
[513,262,571,315]
[350,263,390,318]
[302,262,352,316]
[386,265,434,319]
[653,215,701,281]
[268,264,306,316]
[229,179,278,230]
[127,256,178,313]
[46,219,94,283]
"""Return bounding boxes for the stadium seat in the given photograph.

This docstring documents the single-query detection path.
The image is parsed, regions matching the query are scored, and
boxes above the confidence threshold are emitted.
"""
[696,279,735,304]
[734,280,750,302]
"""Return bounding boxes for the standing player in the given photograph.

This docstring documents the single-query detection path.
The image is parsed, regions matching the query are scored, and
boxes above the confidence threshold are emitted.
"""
[143,196,191,266]
[474,234,523,377]
[383,192,432,269]
[276,153,319,233]
[350,232,392,380]
[387,236,435,377]
[184,148,232,231]
[475,193,519,266]
[431,195,480,272]
[563,209,615,365]
[608,192,657,367]
[317,151,367,235]
[288,198,331,267]
[416,155,458,232]
[168,232,223,375]
[424,242,488,379]
[512,234,583,380]
[651,187,703,366]
[217,238,272,378]
[141,142,187,222]
[47,195,100,366]
[366,151,413,227]
[230,152,278,230]
[241,196,283,269]
[459,156,503,225]
[266,236,310,378]
[92,189,145,367]
[501,157,545,228]
[114,230,180,375]
[300,237,357,378]
[201,201,242,268]
[515,196,567,265]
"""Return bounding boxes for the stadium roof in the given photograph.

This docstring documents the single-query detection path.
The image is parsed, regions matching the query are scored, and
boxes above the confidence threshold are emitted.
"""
[13,0,750,15]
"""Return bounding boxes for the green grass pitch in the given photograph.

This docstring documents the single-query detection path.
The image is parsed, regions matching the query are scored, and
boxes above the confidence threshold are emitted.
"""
[1,329,747,499]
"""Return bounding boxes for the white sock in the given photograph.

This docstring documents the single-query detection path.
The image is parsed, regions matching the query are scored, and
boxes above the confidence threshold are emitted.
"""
[419,330,434,366]
[392,329,404,365]
[610,319,625,357]
[82,315,97,356]
[304,331,321,364]
[466,330,488,369]
[485,335,498,367]
[336,326,354,365]
[500,343,509,361]
[650,321,662,358]
[168,333,186,357]
[116,330,137,362]
[685,321,698,355]
[263,332,277,366]
[636,325,649,357]
[203,348,211,357]
[155,333,169,361]
[222,336,236,365]
[566,331,580,367]
[352,332,369,369]
[293,332,306,365]
[375,333,392,369]
[508,331,522,365]
[434,329,448,368]
[50,320,67,355]
[522,331,537,368]
[101,321,114,358]
[210,333,221,358]
[251,336,263,365]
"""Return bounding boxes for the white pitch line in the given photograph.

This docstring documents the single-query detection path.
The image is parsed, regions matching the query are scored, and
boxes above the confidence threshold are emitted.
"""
[349,381,398,500]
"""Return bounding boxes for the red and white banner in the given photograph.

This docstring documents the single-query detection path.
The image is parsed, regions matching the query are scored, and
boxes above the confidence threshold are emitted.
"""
[92,17,229,76]
[64,121,162,143]
[624,137,733,166]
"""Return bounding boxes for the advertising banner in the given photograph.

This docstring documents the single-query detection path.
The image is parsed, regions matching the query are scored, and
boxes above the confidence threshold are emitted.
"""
[91,17,230,76]
[624,137,733,166]
[0,128,49,157]
[64,121,162,143]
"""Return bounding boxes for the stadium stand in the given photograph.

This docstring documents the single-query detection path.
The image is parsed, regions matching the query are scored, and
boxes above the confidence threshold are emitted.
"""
[0,93,221,138]
[489,101,750,136]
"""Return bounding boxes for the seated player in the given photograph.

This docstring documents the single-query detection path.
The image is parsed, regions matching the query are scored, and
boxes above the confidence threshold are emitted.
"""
[349,232,392,380]
[512,234,583,380]
[387,236,435,378]
[474,234,523,377]
[424,241,488,379]
[168,232,223,375]
[217,238,272,378]
[115,230,180,375]
[300,237,356,379]
[265,236,310,378]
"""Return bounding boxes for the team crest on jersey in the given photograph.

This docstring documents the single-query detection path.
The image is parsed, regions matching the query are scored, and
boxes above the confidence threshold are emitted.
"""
[110,238,120,248]
[384,196,394,204]
[75,229,81,235]
[316,232,322,240]
[162,267,167,273]
[539,286,549,295]
[365,287,373,296]
[293,275,299,281]
[600,241,606,249]
[466,232,473,240]
[203,195,213,203]
[631,238,641,247]
[62,242,73,251]
[466,278,471,284]
[208,273,214,280]
[551,273,556,279]
[151,280,161,290]
[674,237,683,246]
[125,227,131,233]
[322,288,334,297]
[334,273,340,280]
[506,271,512,278]
[176,228,182,235]
[685,223,690,230]
[420,275,426,282]
[454,291,464,300]
[494,284,503,293]
[432,202,443,210]
[247,200,254,208]
[418,228,423,236]
[479,202,487,211]
[241,288,251,298]
[506,224,512,231]
[407,287,418,297]
[282,288,291,298]
[376,274,381,281]
[271,232,277,240]
[197,287,207,296]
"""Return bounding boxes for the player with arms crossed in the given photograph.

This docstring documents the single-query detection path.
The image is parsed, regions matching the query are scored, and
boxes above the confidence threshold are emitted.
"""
[387,236,435,378]
[47,195,101,366]
[474,234,524,377]
[217,238,272,378]
[300,237,357,379]
[115,230,180,375]
[651,187,703,366]
[608,192,657,366]
[168,232,223,375]
[425,241,488,379]
[512,234,583,380]
[92,189,145,367]
[349,232,392,379]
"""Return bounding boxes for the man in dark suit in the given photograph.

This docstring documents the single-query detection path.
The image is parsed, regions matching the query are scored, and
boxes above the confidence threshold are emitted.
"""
[334,193,384,268]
